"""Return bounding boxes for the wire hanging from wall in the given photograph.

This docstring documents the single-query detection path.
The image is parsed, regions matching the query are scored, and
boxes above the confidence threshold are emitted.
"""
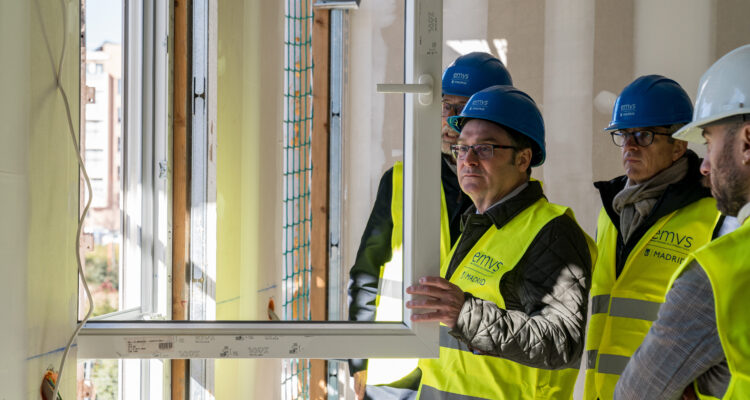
[34,0,96,398]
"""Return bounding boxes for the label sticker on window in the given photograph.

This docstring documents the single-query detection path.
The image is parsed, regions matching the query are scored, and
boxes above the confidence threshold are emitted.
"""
[125,336,175,355]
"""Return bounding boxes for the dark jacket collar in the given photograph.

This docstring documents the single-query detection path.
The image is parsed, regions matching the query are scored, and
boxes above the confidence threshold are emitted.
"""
[462,180,546,230]
[593,149,711,237]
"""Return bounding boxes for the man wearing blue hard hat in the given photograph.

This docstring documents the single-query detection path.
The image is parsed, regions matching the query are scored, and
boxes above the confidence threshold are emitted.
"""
[583,75,722,400]
[347,52,512,400]
[406,85,595,399]
[616,45,750,400]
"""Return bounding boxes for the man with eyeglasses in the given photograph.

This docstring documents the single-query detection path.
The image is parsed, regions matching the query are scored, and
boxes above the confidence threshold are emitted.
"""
[583,75,722,400]
[406,85,595,399]
[615,44,750,400]
[347,52,512,400]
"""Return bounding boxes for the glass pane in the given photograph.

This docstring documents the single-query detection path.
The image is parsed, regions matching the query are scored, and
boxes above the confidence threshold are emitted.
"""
[77,359,119,400]
[213,0,406,324]
[344,3,408,325]
[80,0,125,319]
[77,359,166,400]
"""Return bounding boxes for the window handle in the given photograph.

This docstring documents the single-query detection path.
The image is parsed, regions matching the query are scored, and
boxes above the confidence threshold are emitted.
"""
[377,74,434,106]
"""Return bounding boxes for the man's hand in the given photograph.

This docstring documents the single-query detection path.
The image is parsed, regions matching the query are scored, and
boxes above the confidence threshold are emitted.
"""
[406,276,465,329]
[353,370,367,400]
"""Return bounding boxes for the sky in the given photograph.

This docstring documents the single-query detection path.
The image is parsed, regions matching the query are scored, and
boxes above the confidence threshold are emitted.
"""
[85,0,122,50]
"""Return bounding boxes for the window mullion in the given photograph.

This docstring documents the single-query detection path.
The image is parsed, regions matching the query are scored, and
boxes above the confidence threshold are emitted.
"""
[189,0,215,398]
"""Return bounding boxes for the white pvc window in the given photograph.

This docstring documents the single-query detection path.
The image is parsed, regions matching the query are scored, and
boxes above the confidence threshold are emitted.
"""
[79,0,443,361]
[80,0,169,326]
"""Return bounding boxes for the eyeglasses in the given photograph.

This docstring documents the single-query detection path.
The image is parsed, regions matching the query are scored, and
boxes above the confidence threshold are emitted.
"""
[441,101,467,117]
[610,130,673,147]
[451,143,517,160]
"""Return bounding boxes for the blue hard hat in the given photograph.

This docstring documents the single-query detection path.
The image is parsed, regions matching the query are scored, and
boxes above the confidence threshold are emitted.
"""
[442,52,513,97]
[448,85,546,167]
[606,75,694,131]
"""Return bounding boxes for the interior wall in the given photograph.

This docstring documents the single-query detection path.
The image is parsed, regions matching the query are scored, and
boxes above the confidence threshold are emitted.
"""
[0,0,30,397]
[592,0,634,185]
[485,1,545,108]
[0,0,81,397]
[636,0,712,155]
[443,0,489,67]
[715,0,750,59]
[215,0,284,398]
[542,0,597,234]
[28,0,82,392]
[633,0,714,98]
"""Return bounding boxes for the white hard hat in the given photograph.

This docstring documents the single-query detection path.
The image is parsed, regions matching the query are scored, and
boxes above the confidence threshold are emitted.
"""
[673,44,750,143]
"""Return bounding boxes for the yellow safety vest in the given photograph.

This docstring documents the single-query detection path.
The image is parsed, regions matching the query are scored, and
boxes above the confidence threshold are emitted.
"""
[584,197,720,400]
[417,197,592,399]
[674,218,750,400]
[367,162,451,385]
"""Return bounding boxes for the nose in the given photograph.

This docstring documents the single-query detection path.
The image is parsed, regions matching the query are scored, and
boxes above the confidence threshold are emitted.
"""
[700,156,711,176]
[622,133,639,149]
[462,147,480,165]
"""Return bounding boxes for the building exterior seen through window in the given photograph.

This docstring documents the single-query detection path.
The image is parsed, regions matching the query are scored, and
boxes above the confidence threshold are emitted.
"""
[78,0,123,397]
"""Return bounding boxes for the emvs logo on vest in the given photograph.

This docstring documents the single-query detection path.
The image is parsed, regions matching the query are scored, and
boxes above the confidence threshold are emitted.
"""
[643,229,694,265]
[651,229,694,248]
[460,251,504,286]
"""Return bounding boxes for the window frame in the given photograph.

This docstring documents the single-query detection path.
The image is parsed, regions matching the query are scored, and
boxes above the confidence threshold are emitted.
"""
[84,0,170,324]
[79,1,171,398]
[78,0,444,361]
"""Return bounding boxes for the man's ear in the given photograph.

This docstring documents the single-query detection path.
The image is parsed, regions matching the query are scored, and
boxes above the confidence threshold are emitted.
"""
[516,148,532,172]
[740,122,750,166]
[672,139,688,162]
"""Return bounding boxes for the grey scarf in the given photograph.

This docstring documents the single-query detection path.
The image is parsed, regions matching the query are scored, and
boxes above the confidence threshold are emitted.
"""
[612,156,689,243]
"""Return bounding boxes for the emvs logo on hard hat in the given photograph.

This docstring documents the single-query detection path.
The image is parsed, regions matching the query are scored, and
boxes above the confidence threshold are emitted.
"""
[619,103,637,118]
[451,72,470,86]
[468,99,489,111]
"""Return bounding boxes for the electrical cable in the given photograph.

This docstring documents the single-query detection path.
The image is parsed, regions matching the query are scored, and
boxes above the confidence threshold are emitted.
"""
[49,0,96,398]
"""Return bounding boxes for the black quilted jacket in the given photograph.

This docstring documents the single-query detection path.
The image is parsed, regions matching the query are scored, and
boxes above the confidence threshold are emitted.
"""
[347,155,473,375]
[448,180,593,370]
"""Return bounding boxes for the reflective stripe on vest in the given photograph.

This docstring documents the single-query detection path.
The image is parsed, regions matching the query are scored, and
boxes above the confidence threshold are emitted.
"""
[678,219,750,400]
[417,198,588,400]
[584,197,720,400]
[419,385,490,400]
[367,162,450,385]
